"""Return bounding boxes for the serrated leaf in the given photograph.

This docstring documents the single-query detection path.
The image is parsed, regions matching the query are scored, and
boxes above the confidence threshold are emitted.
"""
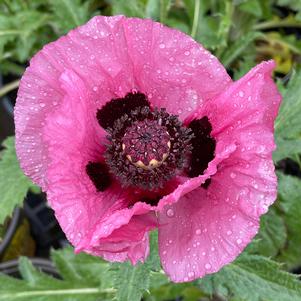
[48,0,92,33]
[113,230,162,301]
[0,137,35,224]
[274,69,301,161]
[114,262,150,301]
[199,255,301,301]
[275,69,301,139]
[247,207,287,257]
[276,173,301,269]
[220,31,262,67]
[0,248,115,301]
[51,246,112,288]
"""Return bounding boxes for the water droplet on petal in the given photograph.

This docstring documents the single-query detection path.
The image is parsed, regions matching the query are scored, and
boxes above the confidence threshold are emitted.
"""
[196,229,201,235]
[166,208,175,217]
[205,263,211,270]
[239,91,244,97]
[237,239,242,245]
[188,271,195,278]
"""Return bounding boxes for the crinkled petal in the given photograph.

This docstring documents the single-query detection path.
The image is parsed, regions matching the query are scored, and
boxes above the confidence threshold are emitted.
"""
[43,70,155,262]
[156,138,237,211]
[122,18,231,120]
[88,232,150,265]
[158,61,281,282]
[15,16,231,189]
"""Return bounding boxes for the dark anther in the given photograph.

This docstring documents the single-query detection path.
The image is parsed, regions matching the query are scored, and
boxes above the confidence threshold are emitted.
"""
[188,116,216,178]
[201,178,211,189]
[139,196,162,206]
[86,161,111,192]
[96,92,150,130]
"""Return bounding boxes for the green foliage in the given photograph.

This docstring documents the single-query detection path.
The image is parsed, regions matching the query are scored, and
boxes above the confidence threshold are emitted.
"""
[0,0,98,73]
[247,207,287,257]
[199,255,301,301]
[112,231,160,301]
[274,69,301,162]
[276,173,301,269]
[48,0,93,34]
[114,262,150,301]
[0,137,35,224]
[0,248,115,301]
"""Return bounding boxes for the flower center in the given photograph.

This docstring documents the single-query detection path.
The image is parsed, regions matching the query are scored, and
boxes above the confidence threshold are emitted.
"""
[122,120,171,170]
[105,105,193,191]
[88,92,217,195]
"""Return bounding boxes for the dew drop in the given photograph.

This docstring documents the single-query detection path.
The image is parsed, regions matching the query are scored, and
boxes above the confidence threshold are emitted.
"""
[237,238,242,245]
[230,172,236,179]
[196,229,201,235]
[184,50,190,56]
[205,263,211,270]
[227,230,232,235]
[239,91,244,97]
[166,208,175,217]
[159,43,165,49]
[188,271,195,278]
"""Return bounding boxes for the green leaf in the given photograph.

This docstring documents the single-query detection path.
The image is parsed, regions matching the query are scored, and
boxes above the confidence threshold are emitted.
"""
[220,31,262,67]
[276,0,301,13]
[275,69,301,139]
[0,247,115,301]
[276,173,301,269]
[114,261,150,301]
[0,137,35,224]
[274,137,301,162]
[110,0,148,18]
[51,246,113,288]
[48,0,92,33]
[238,0,263,17]
[199,255,301,301]
[274,69,301,161]
[113,230,161,301]
[247,207,287,257]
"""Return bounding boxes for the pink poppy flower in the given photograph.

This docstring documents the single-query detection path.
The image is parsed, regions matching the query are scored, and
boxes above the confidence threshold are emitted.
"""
[14,16,281,282]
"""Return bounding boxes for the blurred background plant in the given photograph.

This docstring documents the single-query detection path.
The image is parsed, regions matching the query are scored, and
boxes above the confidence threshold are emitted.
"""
[1,0,301,300]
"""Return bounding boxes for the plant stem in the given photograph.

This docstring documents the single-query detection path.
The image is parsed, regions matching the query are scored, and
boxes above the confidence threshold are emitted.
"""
[191,0,200,38]
[254,19,301,31]
[0,80,20,99]
[0,287,116,299]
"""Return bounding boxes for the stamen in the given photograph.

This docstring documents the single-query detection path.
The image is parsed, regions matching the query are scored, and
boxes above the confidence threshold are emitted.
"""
[105,105,192,191]
[122,119,170,169]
